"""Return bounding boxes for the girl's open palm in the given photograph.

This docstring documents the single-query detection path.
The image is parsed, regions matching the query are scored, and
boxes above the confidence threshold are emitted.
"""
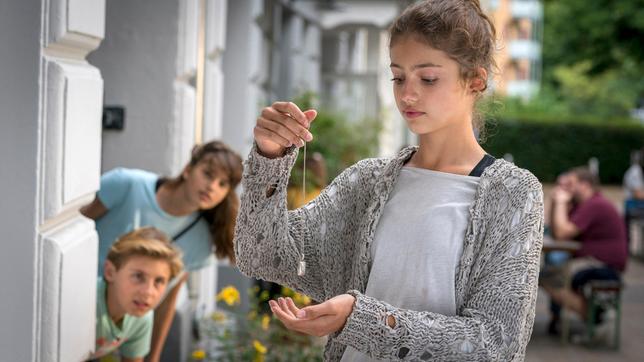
[268,294,356,337]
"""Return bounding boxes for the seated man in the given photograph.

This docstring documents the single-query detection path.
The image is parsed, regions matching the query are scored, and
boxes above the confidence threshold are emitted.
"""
[542,166,627,334]
[88,227,183,362]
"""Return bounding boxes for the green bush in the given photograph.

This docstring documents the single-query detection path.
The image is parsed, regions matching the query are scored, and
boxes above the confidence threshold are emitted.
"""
[481,117,644,184]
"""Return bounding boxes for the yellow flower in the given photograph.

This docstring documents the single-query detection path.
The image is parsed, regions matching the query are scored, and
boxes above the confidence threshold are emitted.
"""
[253,340,267,354]
[191,349,206,360]
[98,354,119,362]
[281,286,295,297]
[211,311,227,322]
[216,285,240,306]
[293,292,311,307]
[261,314,270,331]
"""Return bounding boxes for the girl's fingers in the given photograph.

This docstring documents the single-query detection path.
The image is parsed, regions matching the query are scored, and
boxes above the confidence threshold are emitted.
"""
[253,124,292,148]
[272,101,308,127]
[269,300,289,320]
[256,116,306,147]
[303,109,318,123]
[262,107,313,142]
[269,300,334,337]
[278,297,296,318]
[284,297,302,317]
[269,300,302,331]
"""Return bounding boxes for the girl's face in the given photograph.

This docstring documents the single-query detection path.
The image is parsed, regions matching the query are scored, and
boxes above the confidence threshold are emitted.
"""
[390,35,476,136]
[183,161,231,210]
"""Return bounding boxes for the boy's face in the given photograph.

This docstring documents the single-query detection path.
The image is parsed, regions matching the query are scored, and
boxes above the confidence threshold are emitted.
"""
[104,256,172,318]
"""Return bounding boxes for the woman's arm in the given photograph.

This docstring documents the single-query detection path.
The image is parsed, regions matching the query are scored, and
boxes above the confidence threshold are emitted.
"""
[331,176,544,361]
[80,195,109,220]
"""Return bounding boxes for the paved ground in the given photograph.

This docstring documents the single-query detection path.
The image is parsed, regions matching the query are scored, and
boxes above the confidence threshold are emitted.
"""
[525,257,644,362]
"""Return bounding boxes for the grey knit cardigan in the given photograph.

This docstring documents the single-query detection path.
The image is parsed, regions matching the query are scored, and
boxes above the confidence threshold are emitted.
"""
[234,145,544,361]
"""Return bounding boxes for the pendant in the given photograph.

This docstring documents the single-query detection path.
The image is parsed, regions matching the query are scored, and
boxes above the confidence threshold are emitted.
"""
[297,258,306,276]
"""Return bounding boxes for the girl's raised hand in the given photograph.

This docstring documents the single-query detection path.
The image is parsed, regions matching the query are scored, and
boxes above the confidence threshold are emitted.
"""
[254,101,317,158]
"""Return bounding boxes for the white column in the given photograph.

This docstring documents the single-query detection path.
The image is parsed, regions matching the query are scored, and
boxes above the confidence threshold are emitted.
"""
[203,0,228,142]
[222,0,267,157]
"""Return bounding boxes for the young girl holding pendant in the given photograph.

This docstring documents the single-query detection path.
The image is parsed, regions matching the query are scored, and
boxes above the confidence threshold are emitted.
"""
[82,140,242,361]
[234,0,544,360]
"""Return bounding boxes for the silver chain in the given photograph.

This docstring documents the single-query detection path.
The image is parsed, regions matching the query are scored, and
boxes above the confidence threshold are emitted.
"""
[297,135,307,276]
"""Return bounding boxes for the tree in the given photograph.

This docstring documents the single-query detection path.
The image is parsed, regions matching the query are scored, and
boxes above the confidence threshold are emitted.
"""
[540,0,644,117]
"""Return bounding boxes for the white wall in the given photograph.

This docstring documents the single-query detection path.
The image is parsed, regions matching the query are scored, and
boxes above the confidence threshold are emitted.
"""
[0,1,41,359]
[88,0,182,176]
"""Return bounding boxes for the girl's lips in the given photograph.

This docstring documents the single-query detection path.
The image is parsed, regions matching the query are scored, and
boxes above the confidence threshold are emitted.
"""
[199,192,211,202]
[404,111,425,119]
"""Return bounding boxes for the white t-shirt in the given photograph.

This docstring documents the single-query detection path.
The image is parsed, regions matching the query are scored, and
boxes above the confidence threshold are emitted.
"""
[341,166,479,361]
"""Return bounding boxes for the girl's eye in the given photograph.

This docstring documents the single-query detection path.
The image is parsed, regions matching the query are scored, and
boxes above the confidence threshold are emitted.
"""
[219,180,230,188]
[390,77,404,85]
[422,78,438,84]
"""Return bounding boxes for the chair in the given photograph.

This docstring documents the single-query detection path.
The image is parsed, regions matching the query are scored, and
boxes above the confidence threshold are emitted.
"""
[582,280,623,350]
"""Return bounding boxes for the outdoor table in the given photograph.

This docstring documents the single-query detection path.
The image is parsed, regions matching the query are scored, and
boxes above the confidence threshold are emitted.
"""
[542,235,581,253]
[541,235,582,344]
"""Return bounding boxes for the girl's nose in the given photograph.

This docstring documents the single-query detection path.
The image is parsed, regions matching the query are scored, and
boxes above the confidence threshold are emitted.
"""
[401,83,418,104]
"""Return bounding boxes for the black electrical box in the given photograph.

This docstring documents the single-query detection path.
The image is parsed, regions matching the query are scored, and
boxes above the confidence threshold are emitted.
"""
[103,106,125,130]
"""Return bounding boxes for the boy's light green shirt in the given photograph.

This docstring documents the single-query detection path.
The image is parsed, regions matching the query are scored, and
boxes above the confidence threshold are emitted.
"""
[91,278,153,359]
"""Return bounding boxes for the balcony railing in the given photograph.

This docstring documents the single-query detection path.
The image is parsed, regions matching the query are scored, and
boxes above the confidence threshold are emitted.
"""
[507,80,539,99]
[508,39,541,60]
[511,0,543,20]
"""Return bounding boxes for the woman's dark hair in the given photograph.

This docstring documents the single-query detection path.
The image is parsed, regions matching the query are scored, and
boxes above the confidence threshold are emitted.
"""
[163,140,243,263]
[389,0,497,134]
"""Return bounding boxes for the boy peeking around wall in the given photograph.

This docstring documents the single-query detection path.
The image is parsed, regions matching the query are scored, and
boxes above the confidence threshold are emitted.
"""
[88,227,183,362]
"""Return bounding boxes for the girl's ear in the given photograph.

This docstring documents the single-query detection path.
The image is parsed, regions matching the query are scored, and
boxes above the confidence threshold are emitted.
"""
[181,164,192,181]
[104,260,117,282]
[469,68,488,93]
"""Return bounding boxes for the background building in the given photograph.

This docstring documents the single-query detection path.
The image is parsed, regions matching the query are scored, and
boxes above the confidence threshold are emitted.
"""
[483,0,543,100]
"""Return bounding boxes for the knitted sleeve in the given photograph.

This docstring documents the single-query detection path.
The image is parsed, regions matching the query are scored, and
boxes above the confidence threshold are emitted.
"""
[335,170,544,361]
[233,144,368,302]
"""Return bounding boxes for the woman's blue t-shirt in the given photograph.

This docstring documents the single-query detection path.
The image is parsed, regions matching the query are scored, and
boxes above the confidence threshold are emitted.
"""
[96,168,214,275]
